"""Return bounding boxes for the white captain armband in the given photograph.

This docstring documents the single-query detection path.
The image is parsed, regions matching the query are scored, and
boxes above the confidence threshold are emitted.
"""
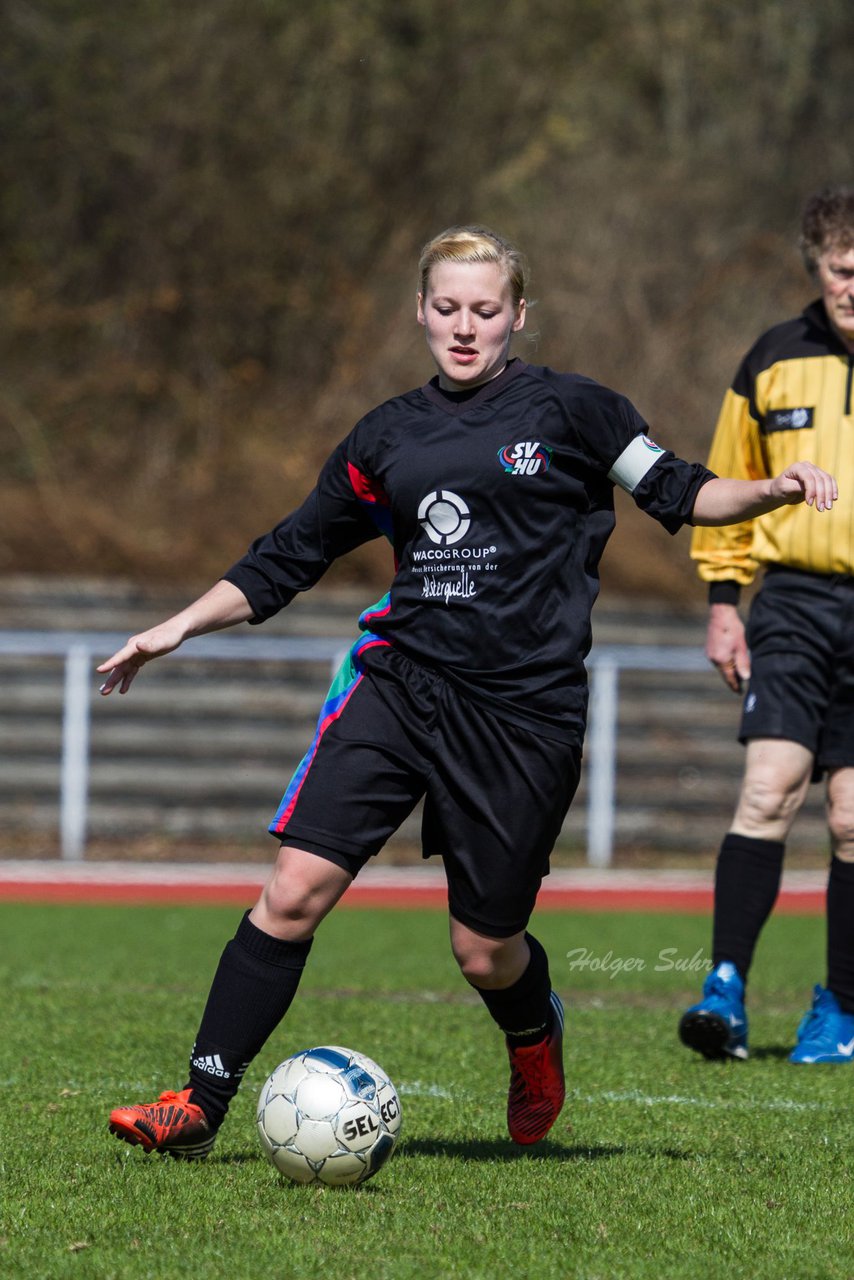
[607,434,666,494]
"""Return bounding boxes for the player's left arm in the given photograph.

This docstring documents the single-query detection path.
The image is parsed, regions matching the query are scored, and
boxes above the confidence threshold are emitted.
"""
[691,461,838,526]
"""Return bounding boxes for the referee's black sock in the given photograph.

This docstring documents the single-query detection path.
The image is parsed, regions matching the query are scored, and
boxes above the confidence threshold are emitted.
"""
[184,911,312,1130]
[826,856,854,1013]
[712,833,785,980]
[470,933,554,1046]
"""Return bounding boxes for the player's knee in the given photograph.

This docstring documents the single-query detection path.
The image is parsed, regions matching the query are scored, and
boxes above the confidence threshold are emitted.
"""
[256,869,331,937]
[255,885,316,937]
[452,935,525,988]
[254,845,353,938]
[455,950,500,986]
[828,805,854,860]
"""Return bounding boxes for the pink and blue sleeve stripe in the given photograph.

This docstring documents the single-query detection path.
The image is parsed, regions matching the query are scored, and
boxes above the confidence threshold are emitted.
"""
[347,462,394,542]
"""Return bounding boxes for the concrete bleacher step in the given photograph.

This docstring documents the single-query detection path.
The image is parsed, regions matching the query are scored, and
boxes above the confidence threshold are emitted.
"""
[0,579,832,856]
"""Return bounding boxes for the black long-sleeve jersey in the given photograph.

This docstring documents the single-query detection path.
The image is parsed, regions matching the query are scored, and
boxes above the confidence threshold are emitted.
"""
[225,359,713,743]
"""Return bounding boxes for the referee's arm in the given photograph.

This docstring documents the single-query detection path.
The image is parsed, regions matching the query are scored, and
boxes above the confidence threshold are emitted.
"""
[690,459,837,692]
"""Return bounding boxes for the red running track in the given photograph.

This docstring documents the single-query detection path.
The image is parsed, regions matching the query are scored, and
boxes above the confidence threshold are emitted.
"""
[0,863,826,914]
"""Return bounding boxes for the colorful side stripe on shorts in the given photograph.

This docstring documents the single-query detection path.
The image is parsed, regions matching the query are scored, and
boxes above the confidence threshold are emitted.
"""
[268,631,390,836]
[358,592,391,631]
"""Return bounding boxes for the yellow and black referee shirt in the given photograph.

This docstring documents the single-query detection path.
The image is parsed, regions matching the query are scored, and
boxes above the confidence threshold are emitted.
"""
[691,300,854,601]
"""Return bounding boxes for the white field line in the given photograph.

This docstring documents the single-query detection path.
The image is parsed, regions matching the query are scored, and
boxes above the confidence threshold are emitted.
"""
[2,1077,819,1117]
[572,1088,824,1112]
[397,1080,453,1099]
[0,1076,455,1096]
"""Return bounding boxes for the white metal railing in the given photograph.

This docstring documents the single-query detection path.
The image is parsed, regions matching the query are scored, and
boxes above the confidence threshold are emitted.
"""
[0,630,710,866]
[0,630,349,862]
[583,644,712,866]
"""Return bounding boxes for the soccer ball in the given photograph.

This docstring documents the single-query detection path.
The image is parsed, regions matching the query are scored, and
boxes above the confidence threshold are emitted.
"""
[257,1045,402,1186]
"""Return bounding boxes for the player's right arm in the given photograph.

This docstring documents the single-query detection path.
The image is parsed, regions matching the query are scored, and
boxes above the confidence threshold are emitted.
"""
[98,429,386,697]
[96,579,253,695]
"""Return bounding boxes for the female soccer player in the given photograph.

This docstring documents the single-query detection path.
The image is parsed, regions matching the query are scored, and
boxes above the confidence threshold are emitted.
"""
[101,226,837,1157]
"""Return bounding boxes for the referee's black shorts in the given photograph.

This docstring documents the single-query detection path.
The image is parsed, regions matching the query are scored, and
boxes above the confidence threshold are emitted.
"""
[269,643,581,938]
[740,566,854,772]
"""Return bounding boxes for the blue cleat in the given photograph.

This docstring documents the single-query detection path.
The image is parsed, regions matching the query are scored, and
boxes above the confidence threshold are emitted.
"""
[789,985,854,1064]
[678,961,748,1060]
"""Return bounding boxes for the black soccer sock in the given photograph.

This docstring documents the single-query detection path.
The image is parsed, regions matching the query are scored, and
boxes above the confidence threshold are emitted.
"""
[826,856,854,1013]
[185,911,313,1130]
[469,933,553,1045]
[712,833,785,980]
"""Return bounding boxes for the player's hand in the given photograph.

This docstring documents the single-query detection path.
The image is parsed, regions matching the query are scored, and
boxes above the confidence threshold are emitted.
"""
[769,461,837,511]
[96,620,187,695]
[706,603,750,694]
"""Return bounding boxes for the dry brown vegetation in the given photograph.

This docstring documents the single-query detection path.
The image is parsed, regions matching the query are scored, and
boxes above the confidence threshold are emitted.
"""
[1,0,852,600]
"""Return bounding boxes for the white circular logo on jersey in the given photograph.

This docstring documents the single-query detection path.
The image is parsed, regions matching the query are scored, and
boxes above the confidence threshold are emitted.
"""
[417,489,471,546]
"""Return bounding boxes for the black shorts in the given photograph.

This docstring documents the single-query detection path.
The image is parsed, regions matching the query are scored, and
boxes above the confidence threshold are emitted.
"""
[269,643,581,938]
[740,566,854,772]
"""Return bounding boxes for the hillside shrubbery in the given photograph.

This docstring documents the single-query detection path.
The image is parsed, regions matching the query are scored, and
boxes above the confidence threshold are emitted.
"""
[1,0,851,594]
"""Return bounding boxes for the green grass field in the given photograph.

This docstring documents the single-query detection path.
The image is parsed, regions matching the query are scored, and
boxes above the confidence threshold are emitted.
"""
[2,900,853,1280]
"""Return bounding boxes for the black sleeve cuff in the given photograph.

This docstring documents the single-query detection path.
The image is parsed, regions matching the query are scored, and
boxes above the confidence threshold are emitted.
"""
[708,580,741,606]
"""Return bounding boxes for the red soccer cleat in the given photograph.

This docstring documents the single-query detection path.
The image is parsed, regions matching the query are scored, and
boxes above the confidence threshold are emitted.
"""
[109,1088,216,1159]
[506,992,566,1145]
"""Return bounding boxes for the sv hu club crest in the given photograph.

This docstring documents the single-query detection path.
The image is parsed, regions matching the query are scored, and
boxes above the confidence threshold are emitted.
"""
[498,442,552,475]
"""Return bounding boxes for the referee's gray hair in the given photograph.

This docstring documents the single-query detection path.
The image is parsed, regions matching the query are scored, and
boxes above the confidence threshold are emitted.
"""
[799,185,854,277]
[418,226,528,306]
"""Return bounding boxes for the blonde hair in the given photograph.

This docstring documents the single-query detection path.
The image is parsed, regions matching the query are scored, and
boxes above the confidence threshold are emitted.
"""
[418,225,528,306]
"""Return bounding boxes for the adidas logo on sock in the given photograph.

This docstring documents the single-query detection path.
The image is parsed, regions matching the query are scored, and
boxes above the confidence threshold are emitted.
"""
[192,1053,231,1079]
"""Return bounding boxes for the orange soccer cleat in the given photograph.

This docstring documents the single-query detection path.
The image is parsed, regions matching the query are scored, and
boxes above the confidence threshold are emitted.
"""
[505,991,566,1145]
[109,1088,216,1159]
